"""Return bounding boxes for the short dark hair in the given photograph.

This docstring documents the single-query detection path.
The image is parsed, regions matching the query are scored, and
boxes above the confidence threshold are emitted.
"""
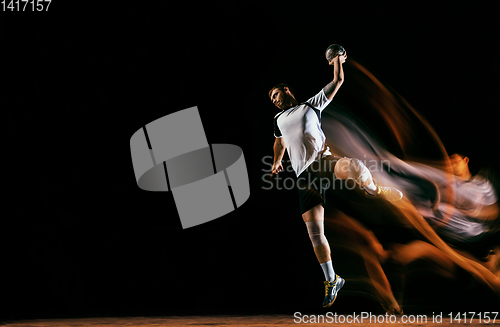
[450,153,467,160]
[268,83,294,98]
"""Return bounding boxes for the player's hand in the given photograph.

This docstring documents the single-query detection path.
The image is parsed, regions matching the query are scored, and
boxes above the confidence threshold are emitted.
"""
[328,51,347,65]
[272,161,283,174]
[340,51,347,64]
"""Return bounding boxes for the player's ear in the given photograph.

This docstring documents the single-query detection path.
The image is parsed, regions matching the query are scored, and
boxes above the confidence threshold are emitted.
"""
[283,87,294,97]
[464,157,469,164]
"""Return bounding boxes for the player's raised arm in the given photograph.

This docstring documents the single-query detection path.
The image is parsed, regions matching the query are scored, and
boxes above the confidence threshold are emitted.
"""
[323,44,347,101]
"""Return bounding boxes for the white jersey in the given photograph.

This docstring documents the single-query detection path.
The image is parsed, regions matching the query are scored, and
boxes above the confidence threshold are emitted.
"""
[274,89,332,176]
[421,176,498,242]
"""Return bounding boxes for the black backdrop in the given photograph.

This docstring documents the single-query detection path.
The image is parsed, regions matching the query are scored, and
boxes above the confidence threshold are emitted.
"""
[3,0,500,320]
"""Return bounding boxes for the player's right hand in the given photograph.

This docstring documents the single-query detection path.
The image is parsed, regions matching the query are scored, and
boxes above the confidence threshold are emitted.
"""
[340,51,347,64]
[272,161,283,174]
[328,51,347,65]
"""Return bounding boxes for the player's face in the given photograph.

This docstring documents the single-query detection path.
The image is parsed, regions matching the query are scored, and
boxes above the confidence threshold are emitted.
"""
[270,89,286,110]
[450,154,468,176]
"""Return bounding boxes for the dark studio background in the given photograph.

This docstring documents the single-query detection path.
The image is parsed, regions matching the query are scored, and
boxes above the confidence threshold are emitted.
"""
[2,0,500,321]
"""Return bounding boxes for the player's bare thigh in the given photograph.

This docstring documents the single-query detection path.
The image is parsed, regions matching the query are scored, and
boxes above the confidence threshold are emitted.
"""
[302,204,324,222]
[333,157,350,179]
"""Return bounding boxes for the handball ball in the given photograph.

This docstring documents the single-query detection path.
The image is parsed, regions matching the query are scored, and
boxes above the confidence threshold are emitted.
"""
[325,44,345,62]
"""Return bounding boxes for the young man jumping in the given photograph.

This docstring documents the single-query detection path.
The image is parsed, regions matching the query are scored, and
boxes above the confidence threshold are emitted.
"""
[269,45,403,308]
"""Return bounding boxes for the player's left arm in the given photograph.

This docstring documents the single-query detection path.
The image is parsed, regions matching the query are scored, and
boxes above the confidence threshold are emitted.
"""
[272,137,286,174]
[323,51,346,101]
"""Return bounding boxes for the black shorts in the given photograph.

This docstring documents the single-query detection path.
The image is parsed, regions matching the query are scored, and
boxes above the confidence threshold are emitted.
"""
[297,156,339,215]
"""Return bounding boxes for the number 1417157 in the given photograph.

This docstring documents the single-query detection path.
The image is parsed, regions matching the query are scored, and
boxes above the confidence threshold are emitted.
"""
[2,0,51,11]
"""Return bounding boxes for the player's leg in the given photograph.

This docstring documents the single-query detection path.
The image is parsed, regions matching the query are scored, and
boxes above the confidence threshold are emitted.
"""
[302,204,345,308]
[334,157,403,200]
[303,205,332,271]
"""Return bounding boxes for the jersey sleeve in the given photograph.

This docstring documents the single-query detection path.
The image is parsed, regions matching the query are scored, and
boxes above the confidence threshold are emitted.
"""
[305,89,331,111]
[273,114,282,138]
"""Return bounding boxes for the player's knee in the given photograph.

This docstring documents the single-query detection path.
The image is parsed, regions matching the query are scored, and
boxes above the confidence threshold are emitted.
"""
[305,221,328,247]
[348,158,372,186]
[348,158,365,175]
[334,158,351,179]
